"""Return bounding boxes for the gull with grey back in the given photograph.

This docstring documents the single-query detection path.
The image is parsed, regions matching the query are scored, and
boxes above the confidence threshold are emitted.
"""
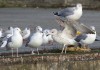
[0,27,23,57]
[54,3,82,21]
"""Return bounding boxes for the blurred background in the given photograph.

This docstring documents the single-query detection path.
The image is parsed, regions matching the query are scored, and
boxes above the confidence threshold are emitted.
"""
[0,0,99,9]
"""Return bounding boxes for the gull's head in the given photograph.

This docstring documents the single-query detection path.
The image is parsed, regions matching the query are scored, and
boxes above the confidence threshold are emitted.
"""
[36,26,43,33]
[26,27,30,30]
[14,27,21,32]
[25,27,30,32]
[43,29,50,34]
[90,26,95,31]
[8,26,13,30]
[76,3,82,8]
[49,29,58,35]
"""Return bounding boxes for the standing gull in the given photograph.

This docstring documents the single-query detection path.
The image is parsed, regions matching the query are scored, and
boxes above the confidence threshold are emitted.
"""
[21,27,31,40]
[6,26,14,38]
[0,27,23,57]
[42,29,53,45]
[26,26,43,54]
[75,26,96,47]
[54,3,82,21]
[42,29,53,50]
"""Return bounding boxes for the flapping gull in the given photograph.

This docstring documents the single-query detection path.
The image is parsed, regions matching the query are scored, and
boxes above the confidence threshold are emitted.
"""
[21,27,31,40]
[54,3,82,21]
[26,26,43,54]
[0,27,23,57]
[49,19,78,53]
[54,17,98,51]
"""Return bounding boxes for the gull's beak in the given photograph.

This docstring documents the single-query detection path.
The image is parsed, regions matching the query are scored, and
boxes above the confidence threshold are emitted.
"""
[19,30,22,34]
[41,31,43,33]
[76,31,81,35]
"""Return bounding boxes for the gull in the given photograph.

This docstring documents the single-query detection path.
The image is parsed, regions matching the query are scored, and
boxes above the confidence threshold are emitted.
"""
[26,26,43,54]
[75,26,96,47]
[56,18,97,48]
[3,26,14,38]
[0,27,14,48]
[0,27,23,57]
[54,3,82,21]
[42,29,53,44]
[21,27,31,40]
[42,29,53,49]
[49,28,77,53]
[49,18,78,53]
[5,26,13,35]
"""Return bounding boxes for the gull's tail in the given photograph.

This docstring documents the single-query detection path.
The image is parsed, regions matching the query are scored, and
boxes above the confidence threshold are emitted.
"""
[95,39,100,41]
[95,35,100,41]
[53,12,58,16]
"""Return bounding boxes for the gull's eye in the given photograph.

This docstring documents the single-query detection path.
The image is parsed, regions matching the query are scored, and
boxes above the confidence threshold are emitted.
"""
[52,31,54,33]
[38,29,40,31]
[46,35,49,36]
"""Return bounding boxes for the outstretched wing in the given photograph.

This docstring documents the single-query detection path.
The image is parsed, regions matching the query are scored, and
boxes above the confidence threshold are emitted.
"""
[56,18,77,38]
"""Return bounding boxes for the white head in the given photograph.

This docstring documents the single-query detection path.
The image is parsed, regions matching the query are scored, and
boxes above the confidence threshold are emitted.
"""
[8,26,13,30]
[90,26,95,31]
[25,27,30,30]
[36,26,43,32]
[43,29,50,34]
[49,29,58,35]
[14,27,21,32]
[76,3,82,8]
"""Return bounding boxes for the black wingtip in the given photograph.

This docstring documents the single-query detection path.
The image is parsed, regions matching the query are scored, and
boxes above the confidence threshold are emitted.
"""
[53,12,58,15]
[95,38,100,41]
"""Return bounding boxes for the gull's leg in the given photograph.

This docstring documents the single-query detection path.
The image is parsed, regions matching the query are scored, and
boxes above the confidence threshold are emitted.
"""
[11,48,13,57]
[17,48,19,57]
[43,45,46,50]
[85,44,89,49]
[37,48,39,55]
[83,44,86,48]
[61,44,66,54]
[31,49,35,54]
[64,46,67,54]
